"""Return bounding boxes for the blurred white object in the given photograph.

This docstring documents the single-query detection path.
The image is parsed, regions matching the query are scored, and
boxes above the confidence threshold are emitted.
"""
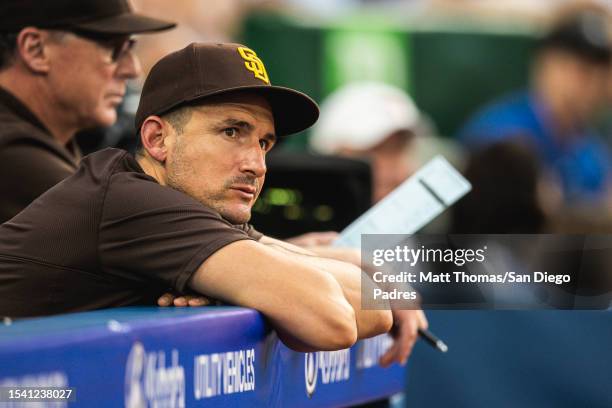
[334,155,471,248]
[283,0,358,16]
[310,82,421,154]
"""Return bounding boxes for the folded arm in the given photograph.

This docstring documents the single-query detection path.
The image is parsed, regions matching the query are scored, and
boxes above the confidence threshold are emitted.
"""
[276,235,429,366]
[188,239,359,352]
[258,235,393,340]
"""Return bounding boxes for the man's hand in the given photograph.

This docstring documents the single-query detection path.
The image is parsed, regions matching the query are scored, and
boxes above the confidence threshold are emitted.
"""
[157,292,213,307]
[379,309,428,367]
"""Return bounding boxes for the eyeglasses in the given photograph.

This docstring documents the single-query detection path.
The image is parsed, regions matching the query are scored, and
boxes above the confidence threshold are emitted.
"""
[71,31,137,63]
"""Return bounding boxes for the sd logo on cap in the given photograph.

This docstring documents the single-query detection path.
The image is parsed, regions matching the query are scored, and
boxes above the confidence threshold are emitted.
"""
[237,47,270,84]
[136,42,319,137]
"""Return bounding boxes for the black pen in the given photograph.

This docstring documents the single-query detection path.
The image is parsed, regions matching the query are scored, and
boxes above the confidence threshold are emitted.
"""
[418,328,448,353]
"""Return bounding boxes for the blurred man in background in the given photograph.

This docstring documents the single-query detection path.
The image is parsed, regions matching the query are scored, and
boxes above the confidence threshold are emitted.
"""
[286,82,426,248]
[0,0,175,223]
[458,6,612,207]
[308,81,429,372]
[451,140,559,234]
[310,81,423,204]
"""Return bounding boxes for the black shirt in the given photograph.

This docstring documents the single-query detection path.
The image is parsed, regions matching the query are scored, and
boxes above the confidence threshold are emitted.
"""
[0,86,81,223]
[0,148,261,317]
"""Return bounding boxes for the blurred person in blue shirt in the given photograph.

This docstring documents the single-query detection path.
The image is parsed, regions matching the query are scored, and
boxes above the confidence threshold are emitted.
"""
[458,6,612,206]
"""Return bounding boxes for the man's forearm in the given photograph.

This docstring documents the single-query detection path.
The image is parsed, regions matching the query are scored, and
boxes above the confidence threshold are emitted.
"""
[260,236,393,339]
[301,246,362,267]
[302,255,393,339]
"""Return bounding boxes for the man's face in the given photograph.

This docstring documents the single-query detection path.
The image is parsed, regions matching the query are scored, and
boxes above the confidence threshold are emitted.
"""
[369,132,415,203]
[164,93,276,224]
[46,31,141,129]
[571,59,609,121]
[543,50,610,125]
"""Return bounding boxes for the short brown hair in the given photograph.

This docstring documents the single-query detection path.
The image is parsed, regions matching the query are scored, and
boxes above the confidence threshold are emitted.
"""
[0,33,18,70]
[163,105,193,135]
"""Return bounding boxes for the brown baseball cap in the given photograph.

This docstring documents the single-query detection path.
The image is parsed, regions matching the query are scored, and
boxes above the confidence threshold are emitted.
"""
[135,42,319,137]
[0,0,175,35]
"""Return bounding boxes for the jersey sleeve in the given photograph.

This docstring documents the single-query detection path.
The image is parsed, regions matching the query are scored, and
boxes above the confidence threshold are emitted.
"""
[99,171,257,292]
[237,223,263,241]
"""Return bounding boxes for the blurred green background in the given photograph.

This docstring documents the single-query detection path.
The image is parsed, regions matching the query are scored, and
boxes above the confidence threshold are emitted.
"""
[240,12,537,148]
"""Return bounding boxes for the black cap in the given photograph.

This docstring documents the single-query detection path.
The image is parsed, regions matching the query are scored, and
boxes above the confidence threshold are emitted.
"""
[136,42,319,137]
[538,10,612,65]
[0,0,176,35]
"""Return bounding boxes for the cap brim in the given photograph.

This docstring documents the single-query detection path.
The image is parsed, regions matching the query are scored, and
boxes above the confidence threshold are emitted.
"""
[72,12,175,35]
[156,85,319,137]
[249,86,319,137]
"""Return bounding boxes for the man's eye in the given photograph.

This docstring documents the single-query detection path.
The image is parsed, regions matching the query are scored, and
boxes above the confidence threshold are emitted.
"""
[259,139,270,150]
[224,128,237,137]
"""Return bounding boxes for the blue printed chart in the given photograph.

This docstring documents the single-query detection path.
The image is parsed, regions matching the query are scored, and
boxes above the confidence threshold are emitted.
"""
[0,307,405,407]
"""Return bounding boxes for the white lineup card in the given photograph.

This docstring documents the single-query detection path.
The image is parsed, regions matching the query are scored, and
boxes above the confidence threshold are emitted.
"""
[333,156,471,248]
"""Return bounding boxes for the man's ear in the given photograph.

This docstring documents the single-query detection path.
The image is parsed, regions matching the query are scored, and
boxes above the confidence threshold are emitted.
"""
[16,27,51,74]
[141,116,170,163]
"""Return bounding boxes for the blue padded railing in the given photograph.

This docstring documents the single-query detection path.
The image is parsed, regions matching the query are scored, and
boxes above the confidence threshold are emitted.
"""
[0,307,405,407]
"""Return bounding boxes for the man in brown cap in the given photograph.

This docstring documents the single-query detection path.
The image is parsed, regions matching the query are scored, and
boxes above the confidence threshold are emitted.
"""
[0,0,175,223]
[0,42,394,353]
